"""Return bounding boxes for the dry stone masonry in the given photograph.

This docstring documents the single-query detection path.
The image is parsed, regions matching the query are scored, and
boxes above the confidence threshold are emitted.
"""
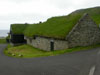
[25,36,68,51]
[66,13,100,48]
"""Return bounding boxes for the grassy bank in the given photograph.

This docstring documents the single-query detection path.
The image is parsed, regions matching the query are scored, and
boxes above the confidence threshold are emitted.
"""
[0,38,6,44]
[4,44,100,58]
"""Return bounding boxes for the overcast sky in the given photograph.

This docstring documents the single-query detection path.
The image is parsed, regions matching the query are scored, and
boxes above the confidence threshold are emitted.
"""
[0,0,100,30]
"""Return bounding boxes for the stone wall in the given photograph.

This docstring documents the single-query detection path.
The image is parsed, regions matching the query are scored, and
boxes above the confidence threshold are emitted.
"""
[25,36,68,51]
[66,13,100,48]
[25,13,100,50]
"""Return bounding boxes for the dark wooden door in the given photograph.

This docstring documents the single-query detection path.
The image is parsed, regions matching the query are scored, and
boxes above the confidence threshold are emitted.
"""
[50,41,54,51]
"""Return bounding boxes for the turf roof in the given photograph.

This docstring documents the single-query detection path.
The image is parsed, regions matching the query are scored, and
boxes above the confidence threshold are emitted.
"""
[11,24,28,34]
[24,14,82,39]
[11,6,100,39]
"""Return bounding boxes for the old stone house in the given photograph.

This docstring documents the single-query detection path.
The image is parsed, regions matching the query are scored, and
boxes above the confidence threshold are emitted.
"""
[24,13,100,51]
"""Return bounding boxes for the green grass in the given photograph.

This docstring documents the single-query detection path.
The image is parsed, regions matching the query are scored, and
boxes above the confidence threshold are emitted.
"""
[24,14,81,39]
[71,7,100,25]
[11,24,29,34]
[11,7,100,39]
[24,6,100,39]
[0,38,6,44]
[4,44,100,58]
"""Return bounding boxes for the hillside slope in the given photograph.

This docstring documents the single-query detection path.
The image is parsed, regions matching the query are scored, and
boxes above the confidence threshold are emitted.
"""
[71,6,100,25]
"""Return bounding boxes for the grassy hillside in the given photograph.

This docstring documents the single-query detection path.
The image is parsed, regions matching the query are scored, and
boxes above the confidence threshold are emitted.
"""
[11,24,29,34]
[71,7,100,25]
[24,6,100,39]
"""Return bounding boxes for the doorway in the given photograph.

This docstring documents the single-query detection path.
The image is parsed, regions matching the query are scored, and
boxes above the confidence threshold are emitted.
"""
[50,41,54,51]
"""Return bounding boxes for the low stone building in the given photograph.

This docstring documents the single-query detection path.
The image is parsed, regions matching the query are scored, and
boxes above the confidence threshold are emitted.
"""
[25,13,100,51]
[25,36,68,51]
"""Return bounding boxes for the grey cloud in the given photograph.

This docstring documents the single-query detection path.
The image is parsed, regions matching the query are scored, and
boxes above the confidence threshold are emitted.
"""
[0,0,100,30]
[48,0,72,9]
[0,13,52,29]
[0,13,50,23]
[48,0,100,10]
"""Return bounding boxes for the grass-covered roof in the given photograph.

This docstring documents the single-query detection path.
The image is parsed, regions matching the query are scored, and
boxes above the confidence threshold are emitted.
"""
[24,14,82,39]
[24,7,100,39]
[71,7,100,25]
[11,24,28,34]
[11,6,100,39]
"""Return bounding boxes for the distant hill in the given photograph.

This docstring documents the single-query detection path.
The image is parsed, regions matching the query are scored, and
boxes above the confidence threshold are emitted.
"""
[71,6,100,25]
[12,6,100,39]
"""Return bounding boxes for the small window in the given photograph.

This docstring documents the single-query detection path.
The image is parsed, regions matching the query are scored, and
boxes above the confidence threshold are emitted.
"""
[33,36,36,39]
[29,39,32,43]
[33,35,37,39]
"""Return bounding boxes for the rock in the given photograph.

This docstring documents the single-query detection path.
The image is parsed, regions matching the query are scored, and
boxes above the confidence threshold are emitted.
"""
[12,54,15,56]
[18,54,23,57]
